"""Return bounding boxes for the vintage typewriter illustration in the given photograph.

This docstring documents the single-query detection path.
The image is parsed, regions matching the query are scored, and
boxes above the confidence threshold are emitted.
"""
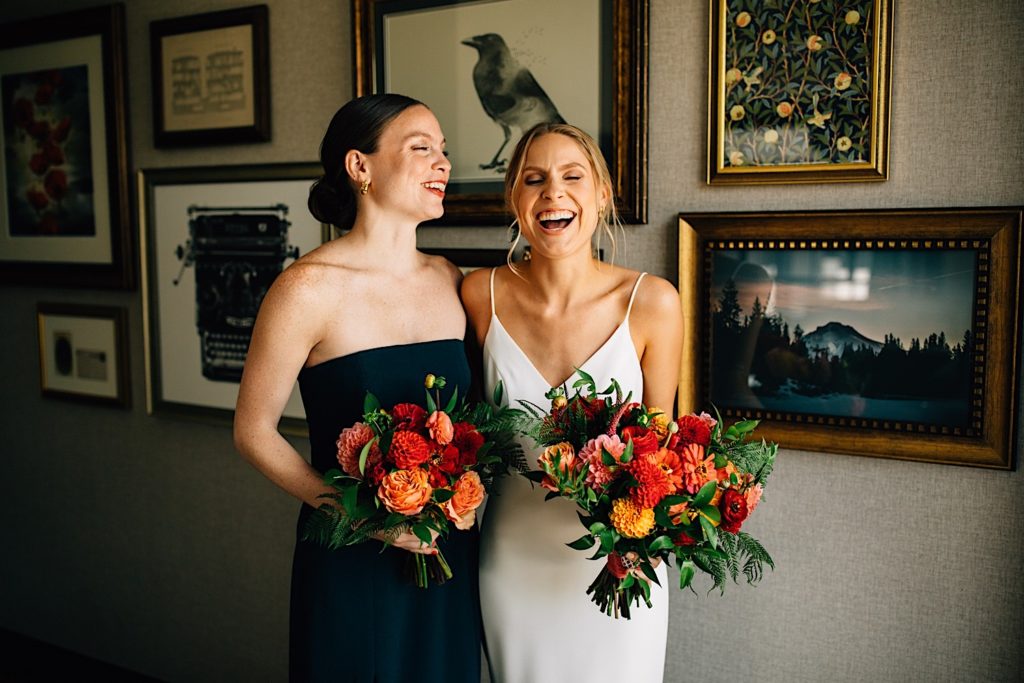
[174,205,298,382]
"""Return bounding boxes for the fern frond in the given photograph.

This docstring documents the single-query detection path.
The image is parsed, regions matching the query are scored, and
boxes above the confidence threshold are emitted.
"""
[693,548,728,595]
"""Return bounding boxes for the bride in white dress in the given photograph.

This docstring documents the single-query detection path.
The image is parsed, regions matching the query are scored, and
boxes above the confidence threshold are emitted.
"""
[461,123,683,683]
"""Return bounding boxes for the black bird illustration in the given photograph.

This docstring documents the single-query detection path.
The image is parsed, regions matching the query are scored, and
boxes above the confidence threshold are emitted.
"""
[461,33,565,172]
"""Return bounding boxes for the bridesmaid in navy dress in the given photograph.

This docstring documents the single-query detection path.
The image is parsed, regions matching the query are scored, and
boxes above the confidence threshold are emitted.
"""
[234,94,480,682]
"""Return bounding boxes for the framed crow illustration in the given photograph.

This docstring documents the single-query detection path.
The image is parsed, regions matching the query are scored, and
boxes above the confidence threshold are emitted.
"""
[353,0,649,225]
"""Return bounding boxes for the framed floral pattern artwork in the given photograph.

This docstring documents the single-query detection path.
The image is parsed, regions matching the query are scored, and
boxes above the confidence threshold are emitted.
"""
[707,0,893,184]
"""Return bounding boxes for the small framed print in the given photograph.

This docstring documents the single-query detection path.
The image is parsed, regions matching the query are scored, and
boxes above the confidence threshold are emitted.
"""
[150,5,270,147]
[37,302,130,408]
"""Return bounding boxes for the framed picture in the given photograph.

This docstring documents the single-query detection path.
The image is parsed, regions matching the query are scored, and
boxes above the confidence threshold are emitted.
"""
[139,163,330,434]
[420,247,506,275]
[353,0,649,224]
[150,5,270,147]
[37,302,130,407]
[707,0,893,185]
[0,4,133,289]
[678,209,1022,469]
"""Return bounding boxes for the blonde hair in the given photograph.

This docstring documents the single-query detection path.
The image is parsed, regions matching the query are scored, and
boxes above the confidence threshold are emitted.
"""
[503,123,622,270]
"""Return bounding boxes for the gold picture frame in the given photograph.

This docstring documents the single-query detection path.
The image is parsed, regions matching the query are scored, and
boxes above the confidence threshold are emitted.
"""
[707,0,893,185]
[679,208,1022,469]
[37,302,130,408]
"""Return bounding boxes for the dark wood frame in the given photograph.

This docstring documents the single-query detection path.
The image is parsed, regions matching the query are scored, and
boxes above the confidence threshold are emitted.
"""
[706,0,893,185]
[0,4,133,289]
[353,0,649,224]
[138,162,328,436]
[678,208,1022,469]
[420,247,506,271]
[36,302,131,408]
[150,5,271,147]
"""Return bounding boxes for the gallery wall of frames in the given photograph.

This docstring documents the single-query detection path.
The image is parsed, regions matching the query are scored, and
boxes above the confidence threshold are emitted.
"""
[4,0,1017,467]
[1,1,1022,681]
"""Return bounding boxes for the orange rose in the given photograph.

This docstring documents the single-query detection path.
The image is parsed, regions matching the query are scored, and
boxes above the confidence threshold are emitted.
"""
[537,442,577,491]
[444,471,485,530]
[426,410,454,445]
[378,468,433,515]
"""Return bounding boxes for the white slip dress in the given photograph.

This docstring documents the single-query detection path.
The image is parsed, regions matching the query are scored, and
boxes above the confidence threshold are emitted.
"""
[479,268,669,683]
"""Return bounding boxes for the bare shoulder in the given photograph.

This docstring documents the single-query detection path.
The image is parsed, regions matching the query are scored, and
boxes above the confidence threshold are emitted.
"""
[634,273,681,315]
[460,265,495,313]
[422,251,464,288]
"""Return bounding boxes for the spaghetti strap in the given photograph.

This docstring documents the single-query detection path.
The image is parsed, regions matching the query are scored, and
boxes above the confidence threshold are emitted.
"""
[624,272,647,321]
[489,267,498,318]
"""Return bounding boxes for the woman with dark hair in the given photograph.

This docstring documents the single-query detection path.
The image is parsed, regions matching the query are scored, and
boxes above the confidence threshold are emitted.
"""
[234,94,480,682]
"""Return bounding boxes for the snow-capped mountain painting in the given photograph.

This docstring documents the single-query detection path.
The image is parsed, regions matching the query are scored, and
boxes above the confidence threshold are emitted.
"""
[801,322,882,358]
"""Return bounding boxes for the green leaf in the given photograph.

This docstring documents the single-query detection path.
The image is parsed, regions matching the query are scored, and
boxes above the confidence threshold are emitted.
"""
[648,535,675,552]
[620,439,634,464]
[523,470,547,483]
[588,521,607,536]
[544,491,560,501]
[620,573,636,590]
[444,386,459,414]
[699,514,719,549]
[432,488,455,503]
[412,523,433,546]
[601,447,617,466]
[492,380,504,406]
[641,561,661,586]
[567,534,596,550]
[363,392,380,415]
[693,480,718,508]
[357,437,377,476]
[572,367,597,392]
[678,560,696,589]
[342,484,359,516]
[424,390,437,414]
[700,505,721,525]
[598,529,615,554]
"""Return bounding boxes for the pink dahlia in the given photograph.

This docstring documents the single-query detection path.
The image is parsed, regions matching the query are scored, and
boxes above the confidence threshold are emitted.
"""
[579,433,626,491]
[336,422,381,477]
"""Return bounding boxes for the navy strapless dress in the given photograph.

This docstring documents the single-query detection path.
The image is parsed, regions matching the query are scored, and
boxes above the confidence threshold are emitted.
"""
[291,340,480,682]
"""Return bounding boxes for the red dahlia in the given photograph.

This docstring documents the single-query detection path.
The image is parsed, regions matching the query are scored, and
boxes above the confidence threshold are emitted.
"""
[388,430,431,469]
[673,415,712,449]
[627,453,673,509]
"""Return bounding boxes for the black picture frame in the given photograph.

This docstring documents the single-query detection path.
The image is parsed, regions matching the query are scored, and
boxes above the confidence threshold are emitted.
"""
[353,0,648,225]
[150,5,271,147]
[0,4,133,289]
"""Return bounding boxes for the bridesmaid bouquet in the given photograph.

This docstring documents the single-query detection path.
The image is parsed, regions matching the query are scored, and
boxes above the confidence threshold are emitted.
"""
[304,374,528,587]
[521,370,777,618]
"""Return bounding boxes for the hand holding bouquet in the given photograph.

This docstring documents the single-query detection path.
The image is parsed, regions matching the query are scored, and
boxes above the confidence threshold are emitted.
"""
[523,370,776,617]
[304,374,528,587]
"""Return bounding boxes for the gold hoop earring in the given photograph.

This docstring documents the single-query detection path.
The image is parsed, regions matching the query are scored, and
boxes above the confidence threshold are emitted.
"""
[359,179,370,195]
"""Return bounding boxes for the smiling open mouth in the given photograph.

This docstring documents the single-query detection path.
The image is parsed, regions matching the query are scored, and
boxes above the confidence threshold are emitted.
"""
[422,181,446,196]
[537,209,576,230]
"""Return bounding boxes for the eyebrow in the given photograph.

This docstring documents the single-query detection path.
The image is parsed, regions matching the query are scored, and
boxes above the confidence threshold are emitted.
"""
[522,161,586,172]
[402,131,446,145]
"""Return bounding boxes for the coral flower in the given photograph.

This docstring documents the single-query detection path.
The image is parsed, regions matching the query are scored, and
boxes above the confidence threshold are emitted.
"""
[389,430,432,469]
[680,443,718,494]
[651,447,683,493]
[744,476,764,513]
[336,422,382,477]
[378,468,433,516]
[673,414,712,449]
[579,433,626,491]
[426,410,454,445]
[444,471,485,530]
[627,453,673,509]
[609,498,655,538]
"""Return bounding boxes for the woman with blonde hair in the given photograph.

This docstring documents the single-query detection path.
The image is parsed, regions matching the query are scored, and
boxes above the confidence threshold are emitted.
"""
[461,122,682,682]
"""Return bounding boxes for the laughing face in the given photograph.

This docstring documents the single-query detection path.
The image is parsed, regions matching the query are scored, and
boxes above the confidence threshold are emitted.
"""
[365,105,450,223]
[513,132,610,260]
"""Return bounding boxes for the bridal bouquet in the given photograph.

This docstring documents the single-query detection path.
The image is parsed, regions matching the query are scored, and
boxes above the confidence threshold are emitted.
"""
[304,374,527,587]
[522,370,776,618]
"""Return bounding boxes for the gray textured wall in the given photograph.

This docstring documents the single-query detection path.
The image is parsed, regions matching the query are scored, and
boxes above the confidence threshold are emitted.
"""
[0,1,1021,682]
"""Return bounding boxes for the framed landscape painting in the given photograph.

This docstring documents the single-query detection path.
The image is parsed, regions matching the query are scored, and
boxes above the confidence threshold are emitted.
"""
[678,209,1022,469]
[0,4,133,288]
[353,0,648,224]
[707,0,893,184]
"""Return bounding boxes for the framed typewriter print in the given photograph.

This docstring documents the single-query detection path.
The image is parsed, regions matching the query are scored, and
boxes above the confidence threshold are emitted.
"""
[707,0,893,185]
[37,302,130,408]
[150,5,270,147]
[678,209,1022,469]
[0,4,133,289]
[353,0,649,224]
[139,163,330,434]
